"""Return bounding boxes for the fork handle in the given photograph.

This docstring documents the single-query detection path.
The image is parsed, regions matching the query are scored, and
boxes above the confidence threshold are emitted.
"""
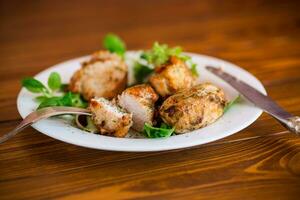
[0,120,33,143]
[0,107,91,144]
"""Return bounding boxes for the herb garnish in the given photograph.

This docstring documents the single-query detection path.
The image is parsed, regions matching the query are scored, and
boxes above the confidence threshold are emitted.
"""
[22,77,50,96]
[143,123,175,138]
[141,42,191,66]
[103,33,126,57]
[224,95,241,113]
[47,72,61,91]
[22,72,87,110]
[133,62,154,84]
[140,42,198,76]
[190,62,199,76]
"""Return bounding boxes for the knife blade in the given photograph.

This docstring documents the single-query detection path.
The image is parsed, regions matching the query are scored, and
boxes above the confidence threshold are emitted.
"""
[206,66,299,134]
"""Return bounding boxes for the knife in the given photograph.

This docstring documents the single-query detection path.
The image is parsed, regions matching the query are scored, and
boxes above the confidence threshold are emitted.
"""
[206,66,299,135]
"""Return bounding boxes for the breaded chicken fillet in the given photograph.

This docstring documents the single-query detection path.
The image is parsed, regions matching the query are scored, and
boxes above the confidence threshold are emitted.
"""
[117,84,159,132]
[149,56,196,97]
[69,51,127,100]
[89,97,133,137]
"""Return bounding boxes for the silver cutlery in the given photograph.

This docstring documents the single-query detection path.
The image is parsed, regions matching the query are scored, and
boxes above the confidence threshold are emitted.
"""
[206,66,299,135]
[0,107,91,144]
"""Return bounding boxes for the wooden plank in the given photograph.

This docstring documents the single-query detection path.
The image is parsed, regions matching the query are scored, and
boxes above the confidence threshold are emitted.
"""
[0,133,299,199]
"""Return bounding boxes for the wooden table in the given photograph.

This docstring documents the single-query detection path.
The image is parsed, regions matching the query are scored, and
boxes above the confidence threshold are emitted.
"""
[0,0,299,199]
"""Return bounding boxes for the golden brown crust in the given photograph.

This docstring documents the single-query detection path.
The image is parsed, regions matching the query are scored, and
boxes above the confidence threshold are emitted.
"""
[69,50,127,100]
[122,84,159,104]
[68,70,84,93]
[117,84,159,132]
[159,83,227,133]
[149,56,196,98]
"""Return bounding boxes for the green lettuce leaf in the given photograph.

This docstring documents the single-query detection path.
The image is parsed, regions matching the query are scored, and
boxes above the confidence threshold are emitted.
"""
[143,123,175,138]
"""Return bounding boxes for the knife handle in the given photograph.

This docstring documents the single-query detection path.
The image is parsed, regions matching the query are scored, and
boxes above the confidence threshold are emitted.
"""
[275,115,300,135]
[285,116,300,135]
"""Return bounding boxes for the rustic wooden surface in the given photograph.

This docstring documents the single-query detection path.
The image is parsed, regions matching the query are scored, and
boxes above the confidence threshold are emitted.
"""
[0,0,300,199]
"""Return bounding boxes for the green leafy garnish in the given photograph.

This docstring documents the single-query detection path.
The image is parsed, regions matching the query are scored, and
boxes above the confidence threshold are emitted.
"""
[38,96,65,109]
[22,77,49,94]
[141,42,186,66]
[35,96,49,103]
[66,92,88,108]
[133,62,154,83]
[37,92,87,109]
[103,33,126,56]
[22,72,87,110]
[141,42,170,66]
[224,95,241,113]
[190,62,198,76]
[143,123,175,138]
[141,42,191,65]
[60,83,69,92]
[48,72,61,91]
[140,42,198,76]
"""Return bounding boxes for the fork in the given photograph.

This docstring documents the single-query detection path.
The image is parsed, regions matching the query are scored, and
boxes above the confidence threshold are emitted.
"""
[0,107,91,144]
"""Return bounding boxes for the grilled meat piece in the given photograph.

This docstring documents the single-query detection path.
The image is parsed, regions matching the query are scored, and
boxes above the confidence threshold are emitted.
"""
[89,97,133,137]
[159,83,226,133]
[117,84,159,132]
[69,50,127,100]
[149,56,196,98]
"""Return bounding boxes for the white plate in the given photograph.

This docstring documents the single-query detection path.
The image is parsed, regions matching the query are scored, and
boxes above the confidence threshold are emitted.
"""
[17,52,266,152]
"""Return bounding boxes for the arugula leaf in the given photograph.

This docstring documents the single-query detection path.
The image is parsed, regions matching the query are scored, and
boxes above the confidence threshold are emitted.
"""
[224,95,241,113]
[143,123,175,138]
[48,72,61,91]
[103,33,126,56]
[22,77,49,94]
[133,62,154,83]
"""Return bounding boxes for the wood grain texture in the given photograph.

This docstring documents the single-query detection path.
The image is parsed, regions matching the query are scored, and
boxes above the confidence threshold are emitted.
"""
[0,0,299,199]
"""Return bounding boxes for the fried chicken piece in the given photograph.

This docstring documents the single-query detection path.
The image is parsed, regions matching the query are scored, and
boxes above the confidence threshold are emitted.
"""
[149,56,196,98]
[159,83,227,133]
[89,97,133,137]
[117,84,159,132]
[69,51,127,100]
